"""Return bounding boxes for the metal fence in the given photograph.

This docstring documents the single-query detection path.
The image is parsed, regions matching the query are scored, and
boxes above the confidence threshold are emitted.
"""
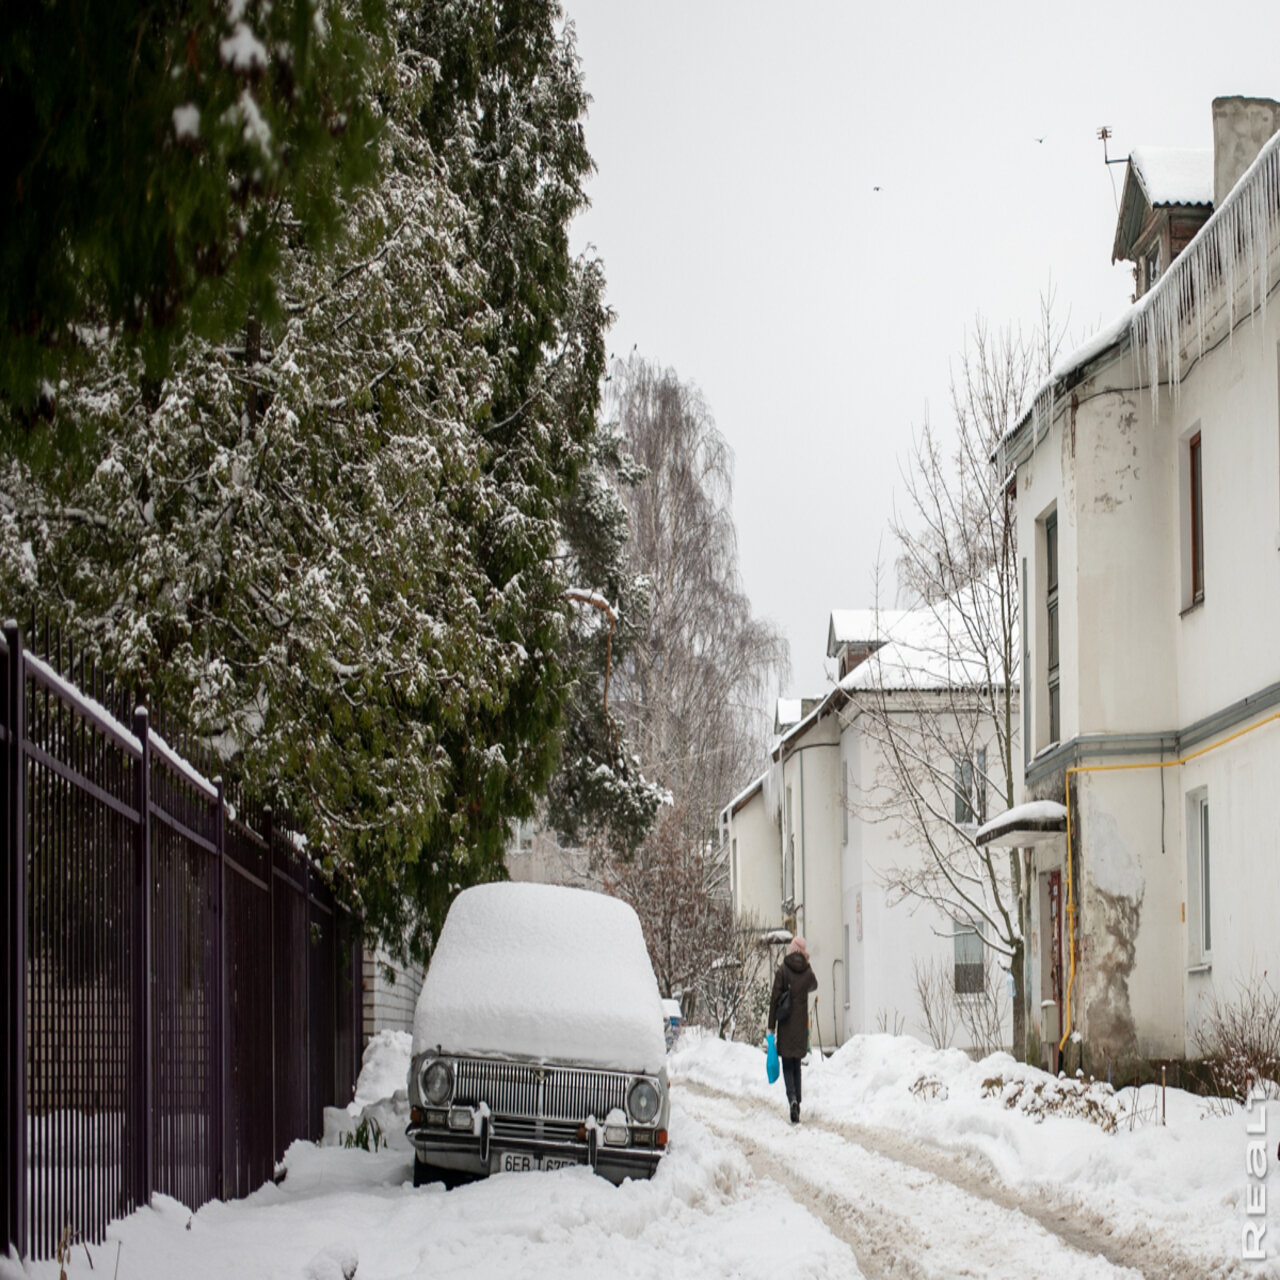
[0,622,362,1260]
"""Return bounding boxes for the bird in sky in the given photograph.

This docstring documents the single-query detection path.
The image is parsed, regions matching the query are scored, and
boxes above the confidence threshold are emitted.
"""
[1034,136,1045,144]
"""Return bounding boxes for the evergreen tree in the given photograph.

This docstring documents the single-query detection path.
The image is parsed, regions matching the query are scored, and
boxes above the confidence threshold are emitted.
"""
[0,0,383,409]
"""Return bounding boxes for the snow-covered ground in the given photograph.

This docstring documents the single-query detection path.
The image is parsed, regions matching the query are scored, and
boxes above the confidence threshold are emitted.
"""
[5,1029,1277,1279]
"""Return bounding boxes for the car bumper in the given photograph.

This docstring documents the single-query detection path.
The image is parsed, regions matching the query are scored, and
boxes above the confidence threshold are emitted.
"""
[406,1120,662,1185]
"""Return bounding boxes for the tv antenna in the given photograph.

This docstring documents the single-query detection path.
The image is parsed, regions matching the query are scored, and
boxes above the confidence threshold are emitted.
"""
[1097,126,1128,165]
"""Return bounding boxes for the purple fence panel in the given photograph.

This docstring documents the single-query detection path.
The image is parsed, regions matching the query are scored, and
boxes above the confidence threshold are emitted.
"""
[334,914,361,1111]
[272,837,309,1159]
[223,811,273,1198]
[20,641,141,1258]
[307,889,336,1136]
[148,733,221,1216]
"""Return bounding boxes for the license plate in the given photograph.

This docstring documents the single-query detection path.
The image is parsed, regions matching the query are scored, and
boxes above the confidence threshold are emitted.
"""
[498,1151,577,1173]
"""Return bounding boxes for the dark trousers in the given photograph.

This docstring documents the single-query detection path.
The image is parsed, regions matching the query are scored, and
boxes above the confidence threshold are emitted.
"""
[781,1056,802,1105]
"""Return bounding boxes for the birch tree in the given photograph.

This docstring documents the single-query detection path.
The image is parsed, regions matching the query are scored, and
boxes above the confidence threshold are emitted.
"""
[854,307,1061,1059]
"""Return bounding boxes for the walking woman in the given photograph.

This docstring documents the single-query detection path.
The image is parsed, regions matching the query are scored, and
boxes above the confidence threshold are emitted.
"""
[768,935,818,1123]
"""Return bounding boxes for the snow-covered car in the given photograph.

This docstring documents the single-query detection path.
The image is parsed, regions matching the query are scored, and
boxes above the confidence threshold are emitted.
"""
[406,881,670,1186]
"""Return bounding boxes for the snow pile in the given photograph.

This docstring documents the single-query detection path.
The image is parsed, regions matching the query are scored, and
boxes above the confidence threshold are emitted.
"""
[322,1031,414,1152]
[978,1069,1123,1132]
[351,1029,413,1110]
[413,882,666,1074]
[669,1030,1269,1270]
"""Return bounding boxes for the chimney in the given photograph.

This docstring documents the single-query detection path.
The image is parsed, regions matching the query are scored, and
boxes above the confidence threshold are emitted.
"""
[1212,96,1280,205]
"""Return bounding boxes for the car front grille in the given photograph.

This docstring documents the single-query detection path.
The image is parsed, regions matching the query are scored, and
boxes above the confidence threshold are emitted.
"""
[451,1058,631,1123]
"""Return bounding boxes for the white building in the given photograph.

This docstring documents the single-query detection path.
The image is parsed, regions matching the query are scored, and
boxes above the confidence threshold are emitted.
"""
[996,96,1280,1069]
[722,605,1015,1055]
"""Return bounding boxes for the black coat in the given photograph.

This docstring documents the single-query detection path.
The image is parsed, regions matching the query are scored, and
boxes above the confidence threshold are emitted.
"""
[768,951,818,1058]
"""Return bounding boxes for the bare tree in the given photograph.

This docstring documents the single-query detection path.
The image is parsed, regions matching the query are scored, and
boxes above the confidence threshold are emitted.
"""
[603,801,721,1003]
[599,358,788,999]
[697,909,775,1040]
[912,955,956,1050]
[851,304,1063,1061]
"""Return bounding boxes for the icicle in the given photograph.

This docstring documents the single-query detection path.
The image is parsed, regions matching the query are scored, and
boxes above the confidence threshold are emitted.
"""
[1130,130,1280,423]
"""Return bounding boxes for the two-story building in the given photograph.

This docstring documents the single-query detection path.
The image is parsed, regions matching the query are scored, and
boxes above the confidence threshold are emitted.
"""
[996,96,1280,1070]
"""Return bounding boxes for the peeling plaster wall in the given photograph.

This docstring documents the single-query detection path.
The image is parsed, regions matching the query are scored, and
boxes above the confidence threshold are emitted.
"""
[1074,770,1183,1061]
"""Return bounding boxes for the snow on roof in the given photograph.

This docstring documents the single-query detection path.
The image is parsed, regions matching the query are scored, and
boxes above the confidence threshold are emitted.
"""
[775,697,802,728]
[721,770,766,822]
[1129,146,1213,207]
[412,882,666,1074]
[974,800,1068,848]
[827,609,910,657]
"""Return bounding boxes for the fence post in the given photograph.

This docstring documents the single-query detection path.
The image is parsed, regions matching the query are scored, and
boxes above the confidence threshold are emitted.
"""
[263,806,276,1165]
[214,777,226,1201]
[132,708,153,1207]
[3,621,27,1257]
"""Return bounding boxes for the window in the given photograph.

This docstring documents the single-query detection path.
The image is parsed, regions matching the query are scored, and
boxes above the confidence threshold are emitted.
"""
[512,818,534,854]
[1186,790,1212,964]
[954,921,984,995]
[954,748,987,825]
[1143,245,1161,293]
[1044,511,1060,743]
[1189,431,1204,605]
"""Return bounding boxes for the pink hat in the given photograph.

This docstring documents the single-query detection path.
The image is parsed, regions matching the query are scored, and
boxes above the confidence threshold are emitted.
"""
[787,935,808,958]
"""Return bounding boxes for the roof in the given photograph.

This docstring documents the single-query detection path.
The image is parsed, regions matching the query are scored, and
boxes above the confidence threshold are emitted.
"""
[838,585,1013,695]
[722,770,766,822]
[974,800,1068,848]
[827,609,909,658]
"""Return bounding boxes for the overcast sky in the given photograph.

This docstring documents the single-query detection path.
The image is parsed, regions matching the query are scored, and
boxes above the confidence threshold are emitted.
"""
[565,0,1279,696]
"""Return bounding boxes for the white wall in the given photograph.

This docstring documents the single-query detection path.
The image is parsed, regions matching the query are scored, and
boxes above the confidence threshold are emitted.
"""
[780,714,843,1048]
[727,785,781,926]
[840,698,1014,1054]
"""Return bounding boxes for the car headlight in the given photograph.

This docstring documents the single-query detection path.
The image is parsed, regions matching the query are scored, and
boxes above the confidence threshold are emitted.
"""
[420,1058,453,1106]
[627,1078,660,1124]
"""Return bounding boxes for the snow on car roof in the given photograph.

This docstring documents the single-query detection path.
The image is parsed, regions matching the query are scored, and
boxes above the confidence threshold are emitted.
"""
[412,881,666,1074]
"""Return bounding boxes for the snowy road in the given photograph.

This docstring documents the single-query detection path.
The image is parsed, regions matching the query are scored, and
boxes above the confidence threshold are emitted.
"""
[679,1080,1211,1280]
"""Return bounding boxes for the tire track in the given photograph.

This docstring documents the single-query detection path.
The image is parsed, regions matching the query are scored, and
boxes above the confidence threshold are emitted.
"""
[680,1081,1239,1280]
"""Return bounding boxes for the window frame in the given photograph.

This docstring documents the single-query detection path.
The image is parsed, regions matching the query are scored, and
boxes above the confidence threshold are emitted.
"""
[953,747,988,826]
[1186,789,1212,967]
[1189,431,1204,605]
[1044,510,1060,744]
[953,920,985,996]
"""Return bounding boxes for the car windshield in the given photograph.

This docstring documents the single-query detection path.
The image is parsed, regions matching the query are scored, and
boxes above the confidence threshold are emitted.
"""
[412,882,666,1074]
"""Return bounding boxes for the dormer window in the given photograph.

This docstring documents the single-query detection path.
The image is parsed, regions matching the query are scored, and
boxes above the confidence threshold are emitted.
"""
[1143,245,1161,292]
